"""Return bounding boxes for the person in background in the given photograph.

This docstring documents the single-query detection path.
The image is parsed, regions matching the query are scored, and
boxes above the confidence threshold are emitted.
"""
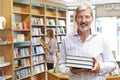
[58,2,117,80]
[45,29,58,70]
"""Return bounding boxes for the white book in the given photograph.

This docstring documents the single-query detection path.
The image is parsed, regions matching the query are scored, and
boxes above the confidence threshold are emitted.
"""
[66,59,93,66]
[67,55,93,62]
[66,55,94,69]
[40,18,43,25]
[66,63,93,69]
[58,20,65,26]
[16,34,25,42]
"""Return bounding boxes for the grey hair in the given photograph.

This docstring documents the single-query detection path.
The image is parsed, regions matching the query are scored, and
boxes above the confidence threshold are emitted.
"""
[76,2,93,16]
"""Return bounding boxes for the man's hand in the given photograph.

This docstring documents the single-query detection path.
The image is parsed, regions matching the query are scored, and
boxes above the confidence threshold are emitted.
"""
[70,57,100,74]
[91,57,100,73]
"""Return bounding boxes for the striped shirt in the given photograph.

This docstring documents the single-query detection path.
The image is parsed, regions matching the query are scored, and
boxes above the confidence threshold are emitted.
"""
[58,29,117,80]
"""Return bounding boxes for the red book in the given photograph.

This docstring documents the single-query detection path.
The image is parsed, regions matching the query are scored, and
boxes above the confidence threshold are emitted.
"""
[22,22,30,30]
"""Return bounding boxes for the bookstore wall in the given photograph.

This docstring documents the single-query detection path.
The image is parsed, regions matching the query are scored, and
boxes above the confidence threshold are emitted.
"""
[95,3,120,62]
[0,0,67,80]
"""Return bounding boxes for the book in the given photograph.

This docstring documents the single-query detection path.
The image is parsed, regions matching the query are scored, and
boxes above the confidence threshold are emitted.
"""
[47,19,55,25]
[66,55,93,62]
[22,22,30,30]
[66,59,93,66]
[66,55,94,69]
[66,63,93,69]
[58,20,65,26]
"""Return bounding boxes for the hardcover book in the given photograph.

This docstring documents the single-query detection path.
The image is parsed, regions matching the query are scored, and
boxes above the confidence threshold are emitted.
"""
[66,55,93,62]
[66,63,93,69]
[66,55,94,69]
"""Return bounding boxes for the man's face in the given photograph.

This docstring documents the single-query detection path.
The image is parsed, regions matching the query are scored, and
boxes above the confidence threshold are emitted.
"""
[75,8,93,32]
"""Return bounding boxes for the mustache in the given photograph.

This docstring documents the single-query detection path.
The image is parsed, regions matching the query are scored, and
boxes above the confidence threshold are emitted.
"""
[79,23,88,26]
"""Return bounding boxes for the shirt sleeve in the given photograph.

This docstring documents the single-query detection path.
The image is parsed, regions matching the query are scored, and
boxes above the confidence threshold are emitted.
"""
[98,38,118,75]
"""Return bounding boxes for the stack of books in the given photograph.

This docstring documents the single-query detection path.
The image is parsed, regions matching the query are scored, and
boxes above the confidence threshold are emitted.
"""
[66,55,94,69]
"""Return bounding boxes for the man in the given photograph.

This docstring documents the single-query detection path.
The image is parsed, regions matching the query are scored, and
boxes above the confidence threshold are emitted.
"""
[58,2,117,80]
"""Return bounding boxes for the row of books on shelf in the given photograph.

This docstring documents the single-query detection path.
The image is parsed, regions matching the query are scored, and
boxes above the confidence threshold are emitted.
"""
[46,19,66,26]
[11,14,66,27]
[14,68,31,80]
[47,27,65,35]
[47,19,56,26]
[12,17,66,30]
[32,27,66,41]
[66,55,94,69]
[32,46,44,55]
[14,58,30,69]
[12,20,66,31]
[32,37,41,45]
[14,48,30,58]
[32,55,44,65]
[33,64,44,74]
[32,27,44,36]
[14,65,45,79]
[31,17,44,25]
[13,33,25,42]
[12,22,30,30]
[58,20,66,26]
[58,27,66,34]
[12,14,30,30]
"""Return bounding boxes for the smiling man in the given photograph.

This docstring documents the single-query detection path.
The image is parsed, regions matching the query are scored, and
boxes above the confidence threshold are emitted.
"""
[58,2,117,80]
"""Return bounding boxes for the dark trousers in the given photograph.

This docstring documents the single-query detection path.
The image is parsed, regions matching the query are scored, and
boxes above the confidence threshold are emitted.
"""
[47,63,54,70]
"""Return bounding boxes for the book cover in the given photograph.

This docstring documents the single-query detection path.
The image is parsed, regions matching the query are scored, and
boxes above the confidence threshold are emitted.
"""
[11,14,16,29]
[22,22,30,30]
[40,18,44,25]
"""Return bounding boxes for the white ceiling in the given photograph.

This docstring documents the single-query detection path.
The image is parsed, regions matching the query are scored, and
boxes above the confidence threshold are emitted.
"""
[49,0,120,6]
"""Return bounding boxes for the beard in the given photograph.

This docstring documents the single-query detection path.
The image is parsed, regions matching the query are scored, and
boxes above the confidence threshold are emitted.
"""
[77,22,91,32]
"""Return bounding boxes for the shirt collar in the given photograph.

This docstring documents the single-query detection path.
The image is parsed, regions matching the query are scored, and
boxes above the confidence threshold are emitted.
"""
[72,28,99,37]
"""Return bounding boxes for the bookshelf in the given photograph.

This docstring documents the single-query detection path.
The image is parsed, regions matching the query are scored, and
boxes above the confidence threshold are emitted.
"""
[46,5,57,46]
[0,0,67,80]
[57,7,67,52]
[0,29,13,80]
[12,0,32,80]
[45,5,67,52]
[31,2,46,80]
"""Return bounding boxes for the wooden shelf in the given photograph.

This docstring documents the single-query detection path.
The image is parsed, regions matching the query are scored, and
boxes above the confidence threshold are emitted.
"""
[0,62,11,68]
[0,0,67,80]
[107,76,120,80]
[47,69,69,80]
[1,75,12,80]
